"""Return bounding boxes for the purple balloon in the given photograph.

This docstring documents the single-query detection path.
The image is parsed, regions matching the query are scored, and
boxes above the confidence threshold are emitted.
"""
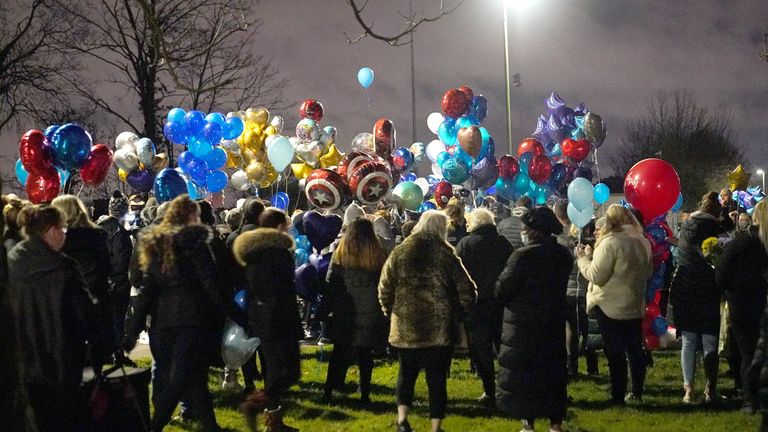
[465,156,499,191]
[294,264,319,300]
[547,114,566,143]
[546,91,565,113]
[556,106,576,128]
[126,169,155,192]
[574,102,588,116]
[302,211,342,252]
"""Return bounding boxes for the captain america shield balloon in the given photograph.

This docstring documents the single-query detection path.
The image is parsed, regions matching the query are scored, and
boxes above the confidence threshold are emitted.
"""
[348,161,393,205]
[336,151,376,180]
[305,169,347,210]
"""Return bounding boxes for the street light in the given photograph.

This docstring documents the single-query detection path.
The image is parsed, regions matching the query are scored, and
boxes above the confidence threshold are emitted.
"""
[758,169,765,191]
[502,1,512,154]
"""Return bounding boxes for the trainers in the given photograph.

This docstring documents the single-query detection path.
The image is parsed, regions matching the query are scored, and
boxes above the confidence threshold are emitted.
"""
[624,392,642,403]
[138,331,149,345]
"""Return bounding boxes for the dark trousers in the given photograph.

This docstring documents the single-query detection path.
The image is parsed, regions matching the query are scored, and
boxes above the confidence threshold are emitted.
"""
[242,348,266,390]
[150,326,218,431]
[324,344,374,397]
[594,307,647,402]
[396,346,453,419]
[565,296,588,374]
[733,319,760,406]
[27,383,79,432]
[112,288,130,360]
[466,300,499,396]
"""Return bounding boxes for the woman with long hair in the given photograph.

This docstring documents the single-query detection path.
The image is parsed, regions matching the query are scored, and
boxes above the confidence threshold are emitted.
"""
[576,204,652,405]
[378,210,476,432]
[235,208,302,432]
[322,218,389,404]
[124,195,245,432]
[3,197,27,251]
[444,198,467,246]
[717,200,768,412]
[9,205,96,431]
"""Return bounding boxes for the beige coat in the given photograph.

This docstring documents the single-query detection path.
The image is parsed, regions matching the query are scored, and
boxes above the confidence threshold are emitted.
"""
[577,226,653,320]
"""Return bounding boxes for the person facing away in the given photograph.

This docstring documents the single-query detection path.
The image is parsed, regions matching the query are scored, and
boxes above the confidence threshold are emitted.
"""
[226,198,266,248]
[322,217,389,404]
[378,210,477,432]
[455,208,513,406]
[497,196,533,250]
[495,206,573,432]
[444,198,468,246]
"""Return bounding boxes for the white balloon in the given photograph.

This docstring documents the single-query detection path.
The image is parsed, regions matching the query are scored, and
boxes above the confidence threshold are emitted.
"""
[230,170,251,191]
[431,162,444,178]
[270,115,284,134]
[426,140,447,162]
[134,138,156,166]
[113,147,139,172]
[414,178,430,196]
[115,131,139,150]
[427,112,444,134]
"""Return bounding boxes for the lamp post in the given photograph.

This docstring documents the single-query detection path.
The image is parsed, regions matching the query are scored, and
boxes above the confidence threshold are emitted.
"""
[758,169,765,192]
[502,1,513,154]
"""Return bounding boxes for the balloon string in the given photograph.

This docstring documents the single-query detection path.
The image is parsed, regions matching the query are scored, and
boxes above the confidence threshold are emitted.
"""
[594,148,601,183]
[366,89,371,108]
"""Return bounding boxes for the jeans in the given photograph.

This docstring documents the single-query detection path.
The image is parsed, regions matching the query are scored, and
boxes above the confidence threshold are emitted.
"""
[594,307,647,401]
[680,331,719,388]
[565,296,588,374]
[396,346,453,419]
[324,344,374,397]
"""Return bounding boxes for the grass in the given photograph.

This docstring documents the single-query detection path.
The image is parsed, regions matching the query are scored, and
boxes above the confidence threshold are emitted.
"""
[138,347,761,432]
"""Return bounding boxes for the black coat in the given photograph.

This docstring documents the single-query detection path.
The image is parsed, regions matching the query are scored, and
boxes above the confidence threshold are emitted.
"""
[324,263,388,348]
[670,212,728,334]
[717,227,768,326]
[497,208,528,250]
[225,223,258,249]
[3,228,22,253]
[446,223,467,246]
[495,236,572,420]
[456,224,514,300]
[8,237,95,387]
[98,216,133,295]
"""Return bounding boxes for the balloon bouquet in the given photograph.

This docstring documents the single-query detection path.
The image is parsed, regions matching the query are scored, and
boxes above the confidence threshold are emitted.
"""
[289,99,343,182]
[17,124,114,203]
[112,132,170,193]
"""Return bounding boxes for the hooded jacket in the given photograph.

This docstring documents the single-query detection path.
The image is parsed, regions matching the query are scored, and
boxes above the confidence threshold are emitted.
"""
[455,224,514,300]
[497,207,529,250]
[98,216,133,295]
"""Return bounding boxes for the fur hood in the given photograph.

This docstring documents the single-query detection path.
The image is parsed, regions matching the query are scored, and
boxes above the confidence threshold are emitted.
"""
[233,228,294,266]
[174,224,214,250]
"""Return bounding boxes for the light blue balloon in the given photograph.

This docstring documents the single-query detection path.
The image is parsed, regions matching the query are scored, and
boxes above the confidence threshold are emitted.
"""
[534,183,552,205]
[593,183,610,204]
[437,121,457,145]
[567,202,594,228]
[295,248,309,267]
[15,159,28,186]
[167,108,186,123]
[58,168,70,187]
[205,112,226,126]
[513,172,531,195]
[479,127,490,145]
[267,136,294,172]
[206,170,228,193]
[671,193,683,212]
[357,67,374,89]
[455,116,473,130]
[436,151,451,168]
[187,180,204,199]
[188,135,213,158]
[202,146,227,170]
[568,177,594,210]
[295,234,311,252]
[495,177,515,201]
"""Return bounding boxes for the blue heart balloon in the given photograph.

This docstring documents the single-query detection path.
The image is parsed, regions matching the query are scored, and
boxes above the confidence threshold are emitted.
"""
[50,124,92,170]
[154,168,187,203]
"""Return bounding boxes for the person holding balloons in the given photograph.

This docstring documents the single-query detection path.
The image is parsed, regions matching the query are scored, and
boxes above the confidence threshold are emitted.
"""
[576,204,652,405]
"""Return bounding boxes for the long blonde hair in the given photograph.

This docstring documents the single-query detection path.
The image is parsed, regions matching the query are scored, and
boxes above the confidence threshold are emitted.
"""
[51,195,97,229]
[138,195,200,273]
[332,218,387,271]
[753,200,768,255]
[597,204,643,246]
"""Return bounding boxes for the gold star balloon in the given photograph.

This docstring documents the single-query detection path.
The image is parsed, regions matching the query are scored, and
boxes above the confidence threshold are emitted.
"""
[727,164,750,191]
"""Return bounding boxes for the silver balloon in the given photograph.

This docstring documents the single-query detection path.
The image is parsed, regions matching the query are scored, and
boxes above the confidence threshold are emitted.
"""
[220,139,240,153]
[113,147,140,172]
[270,115,284,134]
[351,132,374,153]
[135,137,156,166]
[295,141,323,167]
[115,131,139,151]
[583,112,607,148]
[230,169,251,191]
[320,126,337,146]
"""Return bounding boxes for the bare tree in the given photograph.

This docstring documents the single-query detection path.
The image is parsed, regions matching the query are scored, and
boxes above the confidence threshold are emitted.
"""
[613,92,743,209]
[344,0,464,46]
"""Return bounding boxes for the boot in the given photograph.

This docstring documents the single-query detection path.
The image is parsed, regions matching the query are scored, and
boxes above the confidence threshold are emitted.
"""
[264,406,299,432]
[239,390,270,432]
[703,351,720,404]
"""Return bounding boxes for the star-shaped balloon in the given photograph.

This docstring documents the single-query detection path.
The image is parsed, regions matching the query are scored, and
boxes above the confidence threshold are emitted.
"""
[727,164,750,191]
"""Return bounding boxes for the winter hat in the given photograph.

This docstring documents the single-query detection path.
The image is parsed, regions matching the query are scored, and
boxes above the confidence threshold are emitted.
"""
[700,191,722,216]
[343,202,366,227]
[521,206,563,236]
[139,197,159,226]
[109,190,129,218]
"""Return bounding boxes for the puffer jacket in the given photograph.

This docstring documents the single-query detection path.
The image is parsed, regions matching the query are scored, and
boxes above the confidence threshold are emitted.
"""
[456,224,513,300]
[496,207,528,250]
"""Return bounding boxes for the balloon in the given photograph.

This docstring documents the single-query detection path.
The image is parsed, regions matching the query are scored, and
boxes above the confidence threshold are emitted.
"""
[126,169,155,192]
[458,126,482,159]
[392,147,414,172]
[223,117,245,140]
[26,168,60,204]
[547,115,566,143]
[561,138,591,162]
[434,181,454,208]
[296,118,320,142]
[357,67,374,89]
[583,112,607,147]
[206,170,228,193]
[455,116,474,130]
[567,202,594,228]
[299,99,324,122]
[495,176,515,201]
[440,158,470,185]
[79,144,114,186]
[442,88,470,118]
[154,168,187,203]
[270,191,290,210]
[426,140,447,163]
[427,112,444,134]
[112,147,140,173]
[201,146,227,170]
[202,122,224,146]
[246,161,266,182]
[528,154,552,184]
[534,183,552,205]
[221,319,260,370]
[645,334,660,350]
[15,159,28,185]
[294,140,323,167]
[230,169,250,191]
[188,135,213,158]
[305,169,348,210]
[373,118,395,160]
[513,172,531,195]
[205,112,226,126]
[568,177,594,211]
[549,163,568,188]
[419,201,437,212]
[437,120,457,146]
[295,263,319,299]
[671,193,684,212]
[167,108,186,123]
[163,120,188,144]
[393,181,424,211]
[519,152,533,174]
[652,316,668,337]
[303,211,343,251]
[624,158,681,222]
[118,169,128,182]
[267,136,295,172]
[593,183,610,205]
[465,157,498,191]
[134,138,156,166]
[498,155,520,178]
[574,166,593,182]
[234,290,247,311]
[185,156,209,187]
[247,107,270,125]
[184,110,206,136]
[351,132,374,153]
[19,130,53,175]
[728,164,750,191]
[320,126,337,146]
[517,138,545,157]
[114,131,140,151]
[270,115,284,134]
[294,248,309,266]
[49,124,92,169]
[468,95,488,122]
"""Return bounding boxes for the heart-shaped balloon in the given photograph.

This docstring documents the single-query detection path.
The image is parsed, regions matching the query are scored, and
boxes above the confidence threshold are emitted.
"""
[528,154,553,184]
[26,167,60,204]
[498,155,520,179]
[134,138,156,166]
[80,144,114,186]
[19,130,53,175]
[458,126,482,159]
[560,138,591,162]
[302,210,343,252]
[517,137,545,158]
[373,118,395,160]
[112,147,140,172]
[126,169,155,192]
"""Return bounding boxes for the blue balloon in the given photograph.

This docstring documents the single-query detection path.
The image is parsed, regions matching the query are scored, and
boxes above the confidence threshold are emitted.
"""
[549,163,568,188]
[593,183,610,204]
[534,183,552,205]
[234,289,247,311]
[486,185,497,196]
[154,168,187,203]
[163,120,188,144]
[513,172,531,195]
[671,193,684,212]
[15,159,28,185]
[202,122,224,146]
[468,95,488,122]
[44,125,60,143]
[177,151,194,172]
[455,116,474,130]
[495,176,515,201]
[223,117,245,140]
[478,136,495,162]
[568,177,594,211]
[206,170,228,193]
[567,202,594,228]
[441,158,470,185]
[205,112,226,126]
[437,121,457,145]
[49,124,92,170]
[401,172,417,183]
[202,146,227,170]
[652,316,668,337]
[436,151,451,168]
[519,152,533,174]
[184,110,206,136]
[357,67,374,89]
[295,234,311,252]
[184,156,209,187]
[419,201,437,212]
[646,224,667,243]
[187,180,204,199]
[454,145,474,168]
[188,135,213,158]
[295,248,309,267]
[270,192,289,210]
[58,168,70,187]
[167,108,186,123]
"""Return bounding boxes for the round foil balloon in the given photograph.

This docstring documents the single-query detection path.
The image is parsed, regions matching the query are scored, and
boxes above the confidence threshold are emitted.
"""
[50,123,92,170]
[441,88,470,118]
[19,130,53,175]
[348,161,393,206]
[154,168,187,203]
[433,180,454,208]
[79,144,114,186]
[26,168,60,204]
[299,99,324,122]
[351,132,374,153]
[305,169,348,210]
[336,151,375,180]
[296,118,320,142]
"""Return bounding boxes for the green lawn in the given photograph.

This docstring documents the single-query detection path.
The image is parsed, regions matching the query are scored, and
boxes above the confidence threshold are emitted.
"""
[142,347,761,432]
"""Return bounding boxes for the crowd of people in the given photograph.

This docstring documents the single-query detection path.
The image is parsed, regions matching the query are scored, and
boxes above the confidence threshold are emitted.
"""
[2,184,768,432]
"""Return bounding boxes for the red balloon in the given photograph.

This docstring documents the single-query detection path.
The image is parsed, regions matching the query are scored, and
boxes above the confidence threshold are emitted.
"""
[441,88,470,118]
[642,318,653,336]
[434,181,453,208]
[336,151,375,180]
[645,303,661,318]
[299,99,324,122]
[528,154,553,184]
[624,158,681,222]
[373,118,395,160]
[79,144,114,186]
[26,167,60,204]
[516,138,544,157]
[19,130,53,175]
[561,138,591,162]
[458,85,474,101]
[645,334,660,350]
[498,155,519,179]
[305,169,348,210]
[348,161,393,205]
